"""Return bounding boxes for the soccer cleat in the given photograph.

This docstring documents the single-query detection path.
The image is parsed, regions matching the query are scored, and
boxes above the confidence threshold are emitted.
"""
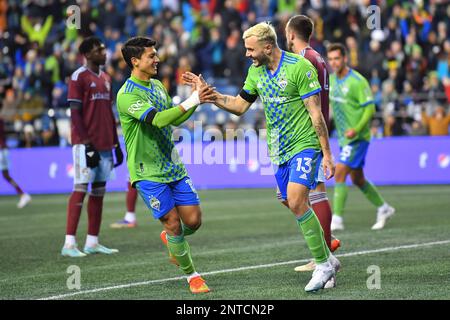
[188,275,210,294]
[330,236,341,252]
[324,275,336,289]
[295,260,316,272]
[330,215,344,231]
[83,244,119,255]
[61,245,87,258]
[371,205,395,230]
[17,193,32,209]
[329,254,341,273]
[110,219,137,229]
[304,261,335,293]
[160,230,179,266]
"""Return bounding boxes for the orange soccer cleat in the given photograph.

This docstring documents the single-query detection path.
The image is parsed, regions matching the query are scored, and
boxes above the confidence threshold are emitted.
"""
[188,275,210,294]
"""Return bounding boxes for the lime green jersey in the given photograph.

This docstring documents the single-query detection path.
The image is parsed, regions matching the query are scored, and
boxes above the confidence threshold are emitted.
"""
[242,51,322,165]
[329,69,374,146]
[116,76,187,184]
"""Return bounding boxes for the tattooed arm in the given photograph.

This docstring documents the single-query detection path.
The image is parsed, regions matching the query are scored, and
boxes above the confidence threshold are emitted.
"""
[304,94,335,179]
[214,93,253,116]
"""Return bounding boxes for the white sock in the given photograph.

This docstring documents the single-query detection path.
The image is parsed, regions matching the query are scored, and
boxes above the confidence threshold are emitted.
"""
[187,272,200,283]
[85,235,98,248]
[124,212,136,223]
[65,235,76,247]
[378,203,389,210]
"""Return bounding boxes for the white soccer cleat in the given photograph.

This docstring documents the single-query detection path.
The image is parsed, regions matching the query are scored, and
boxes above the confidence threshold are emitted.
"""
[330,215,344,231]
[324,275,336,289]
[304,261,335,293]
[329,253,341,273]
[17,193,32,209]
[371,205,395,230]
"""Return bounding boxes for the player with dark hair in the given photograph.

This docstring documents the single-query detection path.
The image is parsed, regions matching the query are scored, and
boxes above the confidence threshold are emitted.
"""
[61,36,124,257]
[285,14,341,273]
[326,43,395,231]
[117,37,215,294]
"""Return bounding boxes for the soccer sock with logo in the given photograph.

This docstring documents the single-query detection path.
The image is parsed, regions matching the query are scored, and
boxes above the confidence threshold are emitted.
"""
[358,181,384,207]
[167,234,196,274]
[333,182,348,217]
[182,223,196,236]
[66,191,86,236]
[309,192,332,250]
[297,208,330,264]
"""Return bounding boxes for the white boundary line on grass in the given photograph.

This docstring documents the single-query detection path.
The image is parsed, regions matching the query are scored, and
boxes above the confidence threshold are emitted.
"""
[38,239,450,300]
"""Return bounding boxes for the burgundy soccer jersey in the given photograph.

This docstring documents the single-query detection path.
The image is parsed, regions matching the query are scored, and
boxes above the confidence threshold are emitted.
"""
[300,47,331,130]
[0,118,6,148]
[68,66,116,151]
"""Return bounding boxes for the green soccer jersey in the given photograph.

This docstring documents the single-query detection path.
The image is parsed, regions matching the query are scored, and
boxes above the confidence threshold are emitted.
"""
[242,51,322,165]
[116,76,187,184]
[329,69,374,147]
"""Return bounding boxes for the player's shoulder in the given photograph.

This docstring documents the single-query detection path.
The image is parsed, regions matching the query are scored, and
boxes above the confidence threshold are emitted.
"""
[349,69,369,84]
[285,51,314,70]
[70,66,88,81]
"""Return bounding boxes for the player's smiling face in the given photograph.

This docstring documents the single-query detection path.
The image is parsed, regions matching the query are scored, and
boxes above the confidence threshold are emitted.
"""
[244,36,270,67]
[133,47,159,77]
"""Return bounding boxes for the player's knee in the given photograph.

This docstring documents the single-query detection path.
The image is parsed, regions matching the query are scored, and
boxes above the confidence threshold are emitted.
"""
[73,184,88,193]
[287,198,308,214]
[184,209,202,230]
[351,176,365,188]
[90,185,106,197]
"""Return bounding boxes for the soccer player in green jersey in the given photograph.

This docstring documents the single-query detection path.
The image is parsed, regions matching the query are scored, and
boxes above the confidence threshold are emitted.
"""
[117,37,215,294]
[327,43,395,231]
[184,22,340,292]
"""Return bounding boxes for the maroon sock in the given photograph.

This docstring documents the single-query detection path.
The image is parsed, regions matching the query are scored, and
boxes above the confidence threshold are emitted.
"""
[311,195,332,250]
[3,172,24,194]
[87,195,104,236]
[66,191,86,235]
[126,181,138,212]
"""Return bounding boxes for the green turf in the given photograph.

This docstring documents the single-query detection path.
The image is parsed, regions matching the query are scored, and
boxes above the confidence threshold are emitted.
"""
[0,185,449,300]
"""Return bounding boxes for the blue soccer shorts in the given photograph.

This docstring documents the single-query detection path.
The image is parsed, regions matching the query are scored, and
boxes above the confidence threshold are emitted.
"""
[338,140,370,169]
[274,148,322,201]
[135,176,200,219]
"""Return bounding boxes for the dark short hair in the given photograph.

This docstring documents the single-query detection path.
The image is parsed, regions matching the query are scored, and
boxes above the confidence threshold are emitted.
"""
[121,37,157,69]
[287,15,314,42]
[327,43,347,57]
[79,36,103,55]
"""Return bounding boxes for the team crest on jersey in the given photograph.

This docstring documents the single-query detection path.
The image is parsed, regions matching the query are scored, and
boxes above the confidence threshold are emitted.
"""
[277,71,288,91]
[306,70,312,79]
[150,196,161,211]
[342,86,349,95]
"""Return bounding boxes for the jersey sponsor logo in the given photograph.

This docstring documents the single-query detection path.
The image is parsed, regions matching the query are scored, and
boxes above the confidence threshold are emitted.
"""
[90,92,110,100]
[309,80,320,88]
[261,96,288,104]
[150,196,161,211]
[128,100,145,114]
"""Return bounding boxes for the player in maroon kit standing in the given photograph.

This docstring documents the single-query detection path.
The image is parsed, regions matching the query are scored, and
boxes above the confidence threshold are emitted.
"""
[285,15,341,272]
[0,116,31,208]
[61,37,124,257]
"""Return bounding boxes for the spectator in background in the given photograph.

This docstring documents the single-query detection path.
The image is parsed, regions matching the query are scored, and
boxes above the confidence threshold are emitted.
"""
[421,106,450,136]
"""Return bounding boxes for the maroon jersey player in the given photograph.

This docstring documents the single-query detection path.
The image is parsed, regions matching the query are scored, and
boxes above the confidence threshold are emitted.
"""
[61,37,124,258]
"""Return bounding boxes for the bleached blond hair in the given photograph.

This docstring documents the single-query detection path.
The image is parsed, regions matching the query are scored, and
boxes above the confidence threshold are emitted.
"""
[242,22,278,46]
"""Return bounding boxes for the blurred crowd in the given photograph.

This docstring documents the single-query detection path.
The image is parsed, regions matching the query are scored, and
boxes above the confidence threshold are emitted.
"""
[0,0,449,148]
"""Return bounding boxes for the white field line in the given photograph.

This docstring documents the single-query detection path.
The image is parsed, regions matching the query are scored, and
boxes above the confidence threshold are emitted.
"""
[38,239,450,300]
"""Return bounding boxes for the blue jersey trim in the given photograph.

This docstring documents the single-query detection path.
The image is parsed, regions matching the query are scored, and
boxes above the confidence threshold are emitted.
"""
[361,100,374,107]
[127,79,153,92]
[301,88,322,100]
[139,106,155,121]
[266,50,285,79]
[337,68,353,84]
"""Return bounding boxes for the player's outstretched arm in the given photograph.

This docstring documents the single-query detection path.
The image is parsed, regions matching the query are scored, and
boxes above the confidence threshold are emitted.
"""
[182,71,252,116]
[304,94,335,180]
